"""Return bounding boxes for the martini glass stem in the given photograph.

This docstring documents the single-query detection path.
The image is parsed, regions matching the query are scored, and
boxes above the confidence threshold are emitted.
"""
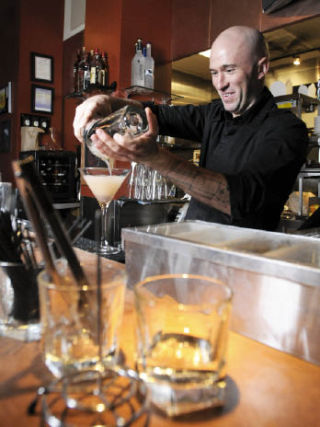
[99,201,120,255]
[100,202,110,250]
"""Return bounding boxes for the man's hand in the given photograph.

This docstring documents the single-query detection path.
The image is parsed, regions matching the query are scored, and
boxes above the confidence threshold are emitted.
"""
[73,94,113,143]
[89,107,160,163]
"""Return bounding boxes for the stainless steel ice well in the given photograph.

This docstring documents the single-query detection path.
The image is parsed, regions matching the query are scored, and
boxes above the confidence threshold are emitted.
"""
[123,220,320,365]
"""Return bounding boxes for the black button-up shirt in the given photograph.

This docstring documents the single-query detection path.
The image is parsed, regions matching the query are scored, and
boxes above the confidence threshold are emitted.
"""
[150,88,308,231]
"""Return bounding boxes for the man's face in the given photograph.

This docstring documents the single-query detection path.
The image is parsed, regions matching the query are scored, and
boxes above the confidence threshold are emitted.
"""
[209,37,260,117]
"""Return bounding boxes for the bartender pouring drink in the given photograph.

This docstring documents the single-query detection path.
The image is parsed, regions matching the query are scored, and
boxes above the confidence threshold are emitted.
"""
[73,25,308,231]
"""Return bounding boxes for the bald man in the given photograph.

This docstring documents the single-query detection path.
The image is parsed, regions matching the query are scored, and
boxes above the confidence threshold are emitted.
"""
[73,26,308,231]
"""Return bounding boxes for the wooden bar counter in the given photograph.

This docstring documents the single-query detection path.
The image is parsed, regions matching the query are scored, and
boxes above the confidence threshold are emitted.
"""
[1,251,320,426]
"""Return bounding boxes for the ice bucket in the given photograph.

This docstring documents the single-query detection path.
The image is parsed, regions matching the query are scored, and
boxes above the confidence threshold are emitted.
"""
[122,220,320,365]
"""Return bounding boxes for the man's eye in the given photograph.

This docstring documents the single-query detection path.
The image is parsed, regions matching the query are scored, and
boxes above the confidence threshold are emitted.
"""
[226,68,235,73]
[210,71,218,76]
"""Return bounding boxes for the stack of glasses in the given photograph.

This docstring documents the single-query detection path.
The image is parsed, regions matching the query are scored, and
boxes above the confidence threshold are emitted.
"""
[129,162,176,201]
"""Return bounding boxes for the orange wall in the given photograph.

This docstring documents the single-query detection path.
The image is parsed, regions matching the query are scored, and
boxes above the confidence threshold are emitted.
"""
[17,0,64,151]
[62,31,84,154]
[172,0,211,59]
[0,1,19,182]
[0,0,64,183]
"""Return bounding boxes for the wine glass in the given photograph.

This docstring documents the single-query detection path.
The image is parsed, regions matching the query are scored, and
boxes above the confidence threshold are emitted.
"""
[79,167,130,255]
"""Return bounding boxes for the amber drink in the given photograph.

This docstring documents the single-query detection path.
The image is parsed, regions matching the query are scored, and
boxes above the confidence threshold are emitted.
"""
[134,274,232,416]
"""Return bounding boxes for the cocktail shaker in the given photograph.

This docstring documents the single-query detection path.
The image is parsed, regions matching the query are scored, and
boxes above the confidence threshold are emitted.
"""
[83,104,149,164]
[83,104,148,141]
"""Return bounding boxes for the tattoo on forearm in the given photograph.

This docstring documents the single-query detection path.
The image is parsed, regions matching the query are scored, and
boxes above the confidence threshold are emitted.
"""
[159,155,231,214]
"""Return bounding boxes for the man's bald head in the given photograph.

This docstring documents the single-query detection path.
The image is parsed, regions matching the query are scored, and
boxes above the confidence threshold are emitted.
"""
[212,26,269,64]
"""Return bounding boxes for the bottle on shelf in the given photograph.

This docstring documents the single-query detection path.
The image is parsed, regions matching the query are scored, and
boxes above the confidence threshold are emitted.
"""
[72,48,81,93]
[77,47,86,92]
[83,50,91,91]
[99,51,109,87]
[131,38,145,87]
[144,42,155,89]
[90,48,101,85]
[72,47,111,94]
[78,47,91,92]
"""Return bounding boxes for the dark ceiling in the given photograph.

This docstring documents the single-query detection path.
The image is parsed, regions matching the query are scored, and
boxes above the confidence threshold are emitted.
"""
[264,15,320,61]
[173,15,320,80]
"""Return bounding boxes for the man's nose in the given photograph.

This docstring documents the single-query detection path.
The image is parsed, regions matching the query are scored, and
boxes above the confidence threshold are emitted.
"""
[215,73,228,90]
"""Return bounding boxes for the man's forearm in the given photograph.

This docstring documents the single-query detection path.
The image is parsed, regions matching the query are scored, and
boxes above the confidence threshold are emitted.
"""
[146,149,231,215]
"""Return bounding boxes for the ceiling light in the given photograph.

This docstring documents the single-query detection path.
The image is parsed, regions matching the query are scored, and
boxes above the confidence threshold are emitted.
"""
[293,56,301,66]
[199,49,211,58]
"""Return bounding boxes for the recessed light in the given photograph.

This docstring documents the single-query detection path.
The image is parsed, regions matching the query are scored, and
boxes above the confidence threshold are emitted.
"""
[198,49,211,58]
[293,56,301,66]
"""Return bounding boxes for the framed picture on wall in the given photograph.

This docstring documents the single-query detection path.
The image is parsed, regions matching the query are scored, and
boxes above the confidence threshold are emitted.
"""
[31,85,54,114]
[0,119,11,152]
[31,52,54,83]
[0,82,12,115]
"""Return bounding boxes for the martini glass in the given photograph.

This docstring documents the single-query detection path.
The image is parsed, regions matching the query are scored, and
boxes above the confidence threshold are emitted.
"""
[79,167,130,255]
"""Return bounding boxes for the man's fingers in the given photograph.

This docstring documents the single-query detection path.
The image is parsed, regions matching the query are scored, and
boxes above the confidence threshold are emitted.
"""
[92,132,128,158]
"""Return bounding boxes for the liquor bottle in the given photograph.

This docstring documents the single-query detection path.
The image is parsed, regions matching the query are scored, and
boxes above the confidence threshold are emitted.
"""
[77,47,86,92]
[144,42,155,89]
[99,52,109,87]
[78,47,91,91]
[131,38,145,87]
[90,48,100,85]
[72,48,81,93]
[83,51,91,90]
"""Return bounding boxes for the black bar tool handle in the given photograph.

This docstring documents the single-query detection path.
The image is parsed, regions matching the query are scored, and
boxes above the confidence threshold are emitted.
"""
[12,156,89,288]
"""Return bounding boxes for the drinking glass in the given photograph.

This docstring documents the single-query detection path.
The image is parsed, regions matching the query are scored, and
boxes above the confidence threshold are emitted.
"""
[134,273,233,416]
[37,260,126,378]
[79,167,130,255]
[0,261,41,341]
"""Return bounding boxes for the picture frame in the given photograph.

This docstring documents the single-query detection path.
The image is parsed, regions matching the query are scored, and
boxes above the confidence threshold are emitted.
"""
[31,85,54,114]
[0,82,12,115]
[0,119,11,152]
[31,52,54,83]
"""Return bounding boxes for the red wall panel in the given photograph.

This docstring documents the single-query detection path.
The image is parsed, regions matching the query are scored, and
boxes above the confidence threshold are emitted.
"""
[17,0,64,143]
[172,0,211,60]
[0,0,64,183]
[209,0,260,43]
[0,1,19,182]
[62,31,84,154]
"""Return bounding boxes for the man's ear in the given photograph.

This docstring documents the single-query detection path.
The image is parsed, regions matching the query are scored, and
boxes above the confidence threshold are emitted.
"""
[257,56,269,80]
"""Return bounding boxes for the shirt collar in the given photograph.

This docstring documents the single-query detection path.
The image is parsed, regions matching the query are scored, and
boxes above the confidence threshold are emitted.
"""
[223,87,274,124]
